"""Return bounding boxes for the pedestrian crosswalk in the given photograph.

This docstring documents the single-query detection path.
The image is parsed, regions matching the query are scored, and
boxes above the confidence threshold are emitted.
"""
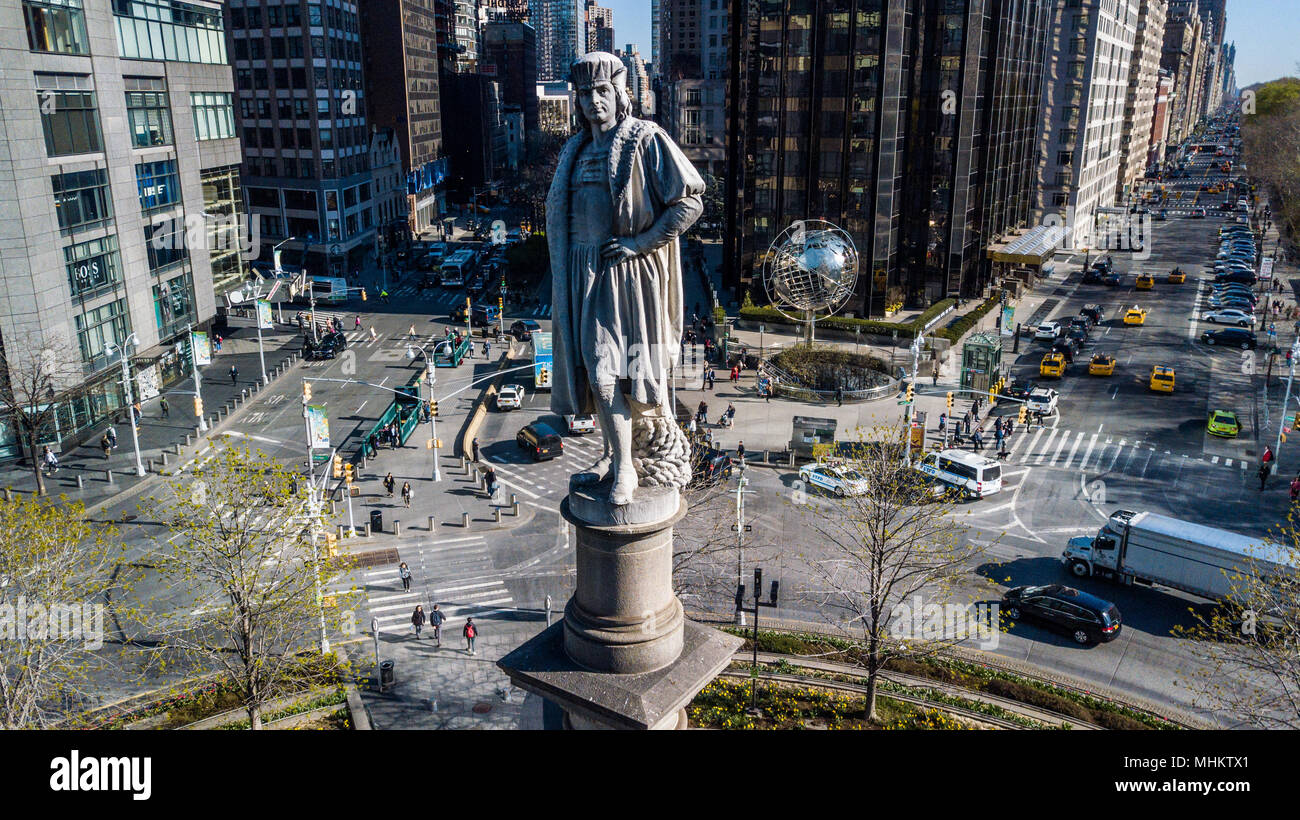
[486,433,607,499]
[997,427,1252,474]
[370,282,554,318]
[342,534,516,635]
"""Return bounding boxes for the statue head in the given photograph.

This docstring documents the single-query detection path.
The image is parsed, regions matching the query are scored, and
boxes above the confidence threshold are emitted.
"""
[571,51,632,132]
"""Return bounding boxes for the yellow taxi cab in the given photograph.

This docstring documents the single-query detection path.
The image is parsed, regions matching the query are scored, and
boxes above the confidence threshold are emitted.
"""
[1088,354,1116,376]
[1149,365,1175,392]
[1166,268,1186,284]
[1123,306,1148,325]
[1135,273,1155,290]
[1040,352,1067,379]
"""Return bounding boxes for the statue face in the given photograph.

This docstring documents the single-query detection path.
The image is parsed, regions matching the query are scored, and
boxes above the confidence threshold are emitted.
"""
[577,81,618,128]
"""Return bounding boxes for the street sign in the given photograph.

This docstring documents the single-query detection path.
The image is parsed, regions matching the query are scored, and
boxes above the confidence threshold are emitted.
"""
[897,400,912,406]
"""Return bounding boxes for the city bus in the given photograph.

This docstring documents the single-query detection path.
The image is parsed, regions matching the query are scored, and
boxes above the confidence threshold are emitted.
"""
[439,249,477,288]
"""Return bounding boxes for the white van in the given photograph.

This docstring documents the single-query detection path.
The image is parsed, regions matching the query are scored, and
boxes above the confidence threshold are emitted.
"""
[914,449,1003,499]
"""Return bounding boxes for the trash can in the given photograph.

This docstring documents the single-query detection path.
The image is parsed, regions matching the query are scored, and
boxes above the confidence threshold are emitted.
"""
[379,659,395,690]
[370,509,383,533]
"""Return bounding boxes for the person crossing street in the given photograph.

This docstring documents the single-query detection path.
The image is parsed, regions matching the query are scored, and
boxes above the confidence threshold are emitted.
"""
[411,605,426,639]
[463,617,477,655]
[430,604,445,647]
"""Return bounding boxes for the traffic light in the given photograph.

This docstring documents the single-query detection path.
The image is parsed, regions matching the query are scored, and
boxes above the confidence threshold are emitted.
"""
[1017,405,1028,425]
[905,382,914,402]
[360,288,367,302]
[193,397,203,417]
[429,399,438,416]
[325,532,338,557]
[302,381,312,402]
[946,391,954,410]
[343,463,354,483]
[332,454,342,479]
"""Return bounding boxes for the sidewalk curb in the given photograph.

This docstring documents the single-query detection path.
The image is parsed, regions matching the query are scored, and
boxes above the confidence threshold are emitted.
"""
[457,346,522,460]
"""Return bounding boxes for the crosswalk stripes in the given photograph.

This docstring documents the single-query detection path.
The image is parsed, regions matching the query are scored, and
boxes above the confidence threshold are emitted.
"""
[1007,428,1254,475]
[355,535,516,631]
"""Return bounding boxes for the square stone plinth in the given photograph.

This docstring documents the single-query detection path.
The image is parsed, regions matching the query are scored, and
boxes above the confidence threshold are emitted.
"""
[497,620,743,730]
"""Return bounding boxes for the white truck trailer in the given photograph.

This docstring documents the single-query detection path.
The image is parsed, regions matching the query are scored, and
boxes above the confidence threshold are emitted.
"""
[1061,509,1299,603]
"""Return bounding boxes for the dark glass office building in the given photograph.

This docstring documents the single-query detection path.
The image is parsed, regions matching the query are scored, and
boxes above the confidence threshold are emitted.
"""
[725,0,1049,316]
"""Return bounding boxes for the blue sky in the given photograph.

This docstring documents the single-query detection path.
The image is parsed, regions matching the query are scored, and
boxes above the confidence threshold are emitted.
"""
[599,1,1296,87]
[1225,0,1300,86]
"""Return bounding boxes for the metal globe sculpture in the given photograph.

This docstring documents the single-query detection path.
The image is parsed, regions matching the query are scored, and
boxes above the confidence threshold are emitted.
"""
[762,220,859,343]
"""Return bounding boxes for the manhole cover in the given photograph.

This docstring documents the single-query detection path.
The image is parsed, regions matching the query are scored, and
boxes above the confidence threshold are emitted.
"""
[472,702,492,714]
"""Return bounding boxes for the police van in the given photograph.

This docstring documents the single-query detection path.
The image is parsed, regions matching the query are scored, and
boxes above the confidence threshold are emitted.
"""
[914,449,1002,499]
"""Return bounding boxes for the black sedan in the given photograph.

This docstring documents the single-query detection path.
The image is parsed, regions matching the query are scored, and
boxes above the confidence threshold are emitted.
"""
[1005,379,1035,401]
[1201,327,1257,349]
[1001,584,1122,646]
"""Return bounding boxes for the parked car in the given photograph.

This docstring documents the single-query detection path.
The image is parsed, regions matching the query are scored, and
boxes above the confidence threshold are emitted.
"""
[1201,327,1257,349]
[1202,308,1254,327]
[509,319,542,341]
[690,448,734,489]
[1005,379,1035,401]
[1000,584,1123,646]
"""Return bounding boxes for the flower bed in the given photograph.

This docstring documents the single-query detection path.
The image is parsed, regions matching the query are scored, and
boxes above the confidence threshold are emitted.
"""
[689,678,977,730]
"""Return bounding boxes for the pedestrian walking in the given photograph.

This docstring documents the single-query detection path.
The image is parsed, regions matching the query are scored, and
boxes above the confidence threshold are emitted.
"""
[381,289,390,304]
[697,401,708,425]
[159,396,169,418]
[1033,409,1045,429]
[132,402,142,425]
[401,480,412,508]
[1290,475,1300,503]
[106,425,118,449]
[370,326,378,342]
[730,365,740,384]
[42,446,59,475]
[411,605,426,639]
[463,617,477,655]
[483,340,491,359]
[100,434,112,460]
[409,323,416,338]
[938,412,947,433]
[995,425,1004,450]
[472,437,481,463]
[932,368,939,386]
[399,562,412,591]
[229,365,238,385]
[972,397,981,418]
[430,604,445,646]
[962,411,972,435]
[726,402,736,422]
[687,416,698,435]
[835,386,843,406]
[736,440,746,463]
[1259,462,1270,491]
[1263,445,1274,466]
[485,466,498,500]
[214,334,223,354]
[355,315,362,330]
[384,472,396,497]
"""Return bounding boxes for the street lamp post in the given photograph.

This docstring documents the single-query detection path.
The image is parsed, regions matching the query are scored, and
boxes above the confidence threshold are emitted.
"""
[300,380,329,654]
[106,334,145,477]
[187,322,208,433]
[1274,339,1300,475]
[732,464,754,625]
[735,567,779,712]
[407,344,442,483]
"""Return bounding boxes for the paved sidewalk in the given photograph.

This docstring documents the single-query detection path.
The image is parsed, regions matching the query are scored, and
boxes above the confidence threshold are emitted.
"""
[346,611,549,729]
[3,322,304,509]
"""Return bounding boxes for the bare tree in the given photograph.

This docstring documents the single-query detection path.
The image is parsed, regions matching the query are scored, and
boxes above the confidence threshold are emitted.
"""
[140,442,356,729]
[796,429,990,720]
[1174,525,1300,729]
[0,329,83,496]
[0,495,123,728]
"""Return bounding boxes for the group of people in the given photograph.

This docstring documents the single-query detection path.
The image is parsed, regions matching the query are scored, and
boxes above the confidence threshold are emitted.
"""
[937,405,1017,459]
[382,472,413,507]
[695,400,737,429]
[406,601,477,654]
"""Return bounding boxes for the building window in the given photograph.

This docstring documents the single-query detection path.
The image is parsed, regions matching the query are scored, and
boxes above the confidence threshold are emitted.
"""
[24,0,89,54]
[144,216,189,272]
[75,297,130,368]
[153,271,195,336]
[202,165,248,298]
[36,84,102,157]
[51,169,113,234]
[191,92,235,140]
[113,0,227,64]
[65,235,122,298]
[135,159,181,212]
[126,89,173,147]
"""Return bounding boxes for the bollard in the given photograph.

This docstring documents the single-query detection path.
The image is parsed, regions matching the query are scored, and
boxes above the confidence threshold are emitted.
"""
[3,488,10,501]
[361,454,368,469]
[512,501,519,516]
[462,511,470,528]
[428,515,435,531]
[160,452,169,466]
[76,475,84,490]
[394,520,401,536]
[105,470,114,484]
[762,449,769,464]
[362,522,371,537]
[337,524,346,540]
[185,433,193,446]
[173,443,183,455]
[494,508,501,523]
[329,500,337,515]
[510,493,517,507]
[788,450,796,467]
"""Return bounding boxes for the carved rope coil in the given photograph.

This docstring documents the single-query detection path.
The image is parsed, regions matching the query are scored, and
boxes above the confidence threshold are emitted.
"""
[631,416,690,489]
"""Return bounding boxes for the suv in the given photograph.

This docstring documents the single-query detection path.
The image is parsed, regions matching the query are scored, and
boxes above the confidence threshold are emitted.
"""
[1079,304,1105,325]
[305,331,347,360]
[1052,338,1081,362]
[509,319,542,341]
[1026,387,1059,415]
[1034,321,1062,341]
[1002,584,1122,645]
[517,421,564,461]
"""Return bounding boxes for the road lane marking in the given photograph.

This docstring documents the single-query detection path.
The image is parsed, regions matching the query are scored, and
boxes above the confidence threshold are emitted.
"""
[1078,433,1099,470]
[1033,429,1060,465]
[1048,430,1072,466]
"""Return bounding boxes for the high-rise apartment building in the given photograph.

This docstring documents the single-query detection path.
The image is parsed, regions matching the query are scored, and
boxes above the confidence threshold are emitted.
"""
[618,43,653,118]
[537,0,586,81]
[725,0,1052,314]
[536,80,573,134]
[587,3,613,53]
[227,0,375,277]
[660,0,727,178]
[484,0,531,22]
[483,21,540,136]
[361,0,447,238]
[1161,0,1204,142]
[1117,0,1167,200]
[1149,69,1174,166]
[1034,0,1141,249]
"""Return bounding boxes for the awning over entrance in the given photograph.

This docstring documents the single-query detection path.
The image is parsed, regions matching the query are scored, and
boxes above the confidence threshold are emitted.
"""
[986,224,1065,266]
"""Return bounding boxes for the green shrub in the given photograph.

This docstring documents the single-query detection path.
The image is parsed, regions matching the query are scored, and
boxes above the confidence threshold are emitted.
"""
[935,295,1001,343]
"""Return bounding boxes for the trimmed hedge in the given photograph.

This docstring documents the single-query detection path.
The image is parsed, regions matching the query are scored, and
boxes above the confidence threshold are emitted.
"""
[739,297,956,339]
[934,295,1001,343]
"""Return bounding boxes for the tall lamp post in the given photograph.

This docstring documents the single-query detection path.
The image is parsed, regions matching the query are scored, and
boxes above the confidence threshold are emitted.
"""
[731,463,754,625]
[735,567,779,711]
[105,334,145,477]
[406,343,442,483]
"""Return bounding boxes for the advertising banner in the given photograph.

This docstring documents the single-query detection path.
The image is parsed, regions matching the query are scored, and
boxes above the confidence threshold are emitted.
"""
[306,405,330,448]
[257,299,273,329]
[191,331,211,366]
